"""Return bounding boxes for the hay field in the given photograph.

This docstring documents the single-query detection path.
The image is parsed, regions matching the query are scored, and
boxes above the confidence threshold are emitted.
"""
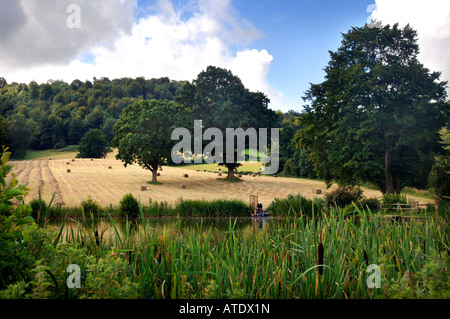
[8,152,432,208]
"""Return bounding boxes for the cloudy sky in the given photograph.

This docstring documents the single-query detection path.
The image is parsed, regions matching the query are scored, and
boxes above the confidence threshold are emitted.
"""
[0,0,449,112]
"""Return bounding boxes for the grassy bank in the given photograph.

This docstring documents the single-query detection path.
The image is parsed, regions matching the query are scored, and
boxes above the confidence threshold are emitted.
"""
[2,205,448,299]
[31,197,253,220]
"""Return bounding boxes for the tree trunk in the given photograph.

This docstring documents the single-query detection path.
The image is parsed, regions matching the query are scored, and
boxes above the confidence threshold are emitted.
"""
[226,164,235,180]
[151,167,158,182]
[385,148,395,194]
[395,175,401,194]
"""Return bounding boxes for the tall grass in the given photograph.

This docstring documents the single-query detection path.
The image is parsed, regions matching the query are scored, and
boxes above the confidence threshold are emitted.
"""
[267,194,324,217]
[56,204,448,299]
[41,198,253,218]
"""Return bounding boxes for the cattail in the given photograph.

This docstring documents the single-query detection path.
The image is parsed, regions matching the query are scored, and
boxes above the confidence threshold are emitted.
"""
[364,250,369,266]
[317,225,326,275]
[95,230,100,247]
[317,242,324,275]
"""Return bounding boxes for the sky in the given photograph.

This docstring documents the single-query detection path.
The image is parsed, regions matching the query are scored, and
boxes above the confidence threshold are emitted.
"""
[0,0,449,113]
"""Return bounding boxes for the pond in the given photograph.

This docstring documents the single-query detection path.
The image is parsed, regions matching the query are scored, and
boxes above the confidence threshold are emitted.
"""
[45,216,285,243]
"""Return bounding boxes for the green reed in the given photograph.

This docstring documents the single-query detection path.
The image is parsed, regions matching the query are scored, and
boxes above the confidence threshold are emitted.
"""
[52,199,449,299]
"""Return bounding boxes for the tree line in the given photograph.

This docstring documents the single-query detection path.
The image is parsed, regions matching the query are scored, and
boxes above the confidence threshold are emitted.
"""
[0,76,187,158]
[0,23,448,197]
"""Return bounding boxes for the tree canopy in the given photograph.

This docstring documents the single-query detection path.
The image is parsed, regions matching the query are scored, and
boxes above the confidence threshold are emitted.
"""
[177,66,277,179]
[112,99,191,182]
[0,76,187,159]
[76,128,111,159]
[295,23,448,194]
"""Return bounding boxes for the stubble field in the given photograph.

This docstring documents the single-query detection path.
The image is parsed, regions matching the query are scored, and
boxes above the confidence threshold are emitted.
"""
[8,151,432,208]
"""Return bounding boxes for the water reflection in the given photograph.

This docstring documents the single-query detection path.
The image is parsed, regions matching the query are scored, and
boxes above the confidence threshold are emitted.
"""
[46,216,277,242]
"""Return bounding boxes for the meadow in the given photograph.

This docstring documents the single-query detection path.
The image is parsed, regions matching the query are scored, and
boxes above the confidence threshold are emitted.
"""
[1,149,448,300]
[9,149,432,211]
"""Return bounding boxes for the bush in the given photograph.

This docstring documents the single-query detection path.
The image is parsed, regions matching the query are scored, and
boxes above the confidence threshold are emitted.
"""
[81,196,101,216]
[29,198,47,220]
[76,129,111,158]
[175,199,252,217]
[343,197,381,214]
[119,193,140,217]
[382,193,408,206]
[324,185,363,208]
[358,197,381,212]
[267,194,324,217]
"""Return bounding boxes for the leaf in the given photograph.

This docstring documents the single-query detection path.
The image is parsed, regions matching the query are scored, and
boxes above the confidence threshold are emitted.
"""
[16,216,35,226]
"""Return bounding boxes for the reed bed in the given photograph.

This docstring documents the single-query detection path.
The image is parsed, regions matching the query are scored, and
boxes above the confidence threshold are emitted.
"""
[38,198,252,219]
[56,205,449,299]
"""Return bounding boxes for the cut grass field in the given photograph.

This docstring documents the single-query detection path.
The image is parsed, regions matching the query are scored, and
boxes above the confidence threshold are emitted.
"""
[9,148,434,208]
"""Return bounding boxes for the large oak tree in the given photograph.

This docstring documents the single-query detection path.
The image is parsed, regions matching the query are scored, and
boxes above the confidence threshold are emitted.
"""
[177,66,276,179]
[295,23,448,194]
[113,99,190,182]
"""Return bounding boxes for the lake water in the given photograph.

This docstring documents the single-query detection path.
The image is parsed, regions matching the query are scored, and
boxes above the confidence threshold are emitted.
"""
[46,216,283,242]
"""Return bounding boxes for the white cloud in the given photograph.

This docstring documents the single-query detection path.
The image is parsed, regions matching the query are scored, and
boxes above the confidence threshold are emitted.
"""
[0,0,283,108]
[372,0,450,96]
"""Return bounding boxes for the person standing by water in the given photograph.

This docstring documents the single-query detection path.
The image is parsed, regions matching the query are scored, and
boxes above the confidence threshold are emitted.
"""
[256,202,263,215]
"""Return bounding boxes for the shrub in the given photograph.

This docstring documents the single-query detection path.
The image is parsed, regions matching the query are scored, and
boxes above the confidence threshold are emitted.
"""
[382,193,407,206]
[175,199,252,217]
[29,198,47,220]
[358,197,381,212]
[267,194,324,217]
[76,129,111,158]
[324,185,363,208]
[81,196,101,216]
[343,197,381,214]
[119,193,140,217]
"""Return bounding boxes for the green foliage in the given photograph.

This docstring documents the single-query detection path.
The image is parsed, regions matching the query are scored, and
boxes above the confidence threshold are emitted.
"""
[7,114,36,159]
[267,194,324,217]
[384,248,450,299]
[81,253,140,299]
[382,193,408,206]
[357,197,381,212]
[76,128,111,158]
[29,197,47,221]
[428,128,450,200]
[80,196,101,216]
[113,99,191,182]
[119,193,140,217]
[0,76,187,153]
[295,23,449,194]
[175,199,252,217]
[176,65,277,179]
[0,149,35,289]
[324,185,363,208]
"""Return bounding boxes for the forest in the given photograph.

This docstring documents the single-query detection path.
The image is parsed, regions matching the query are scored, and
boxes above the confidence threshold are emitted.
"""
[0,76,187,158]
[0,24,449,197]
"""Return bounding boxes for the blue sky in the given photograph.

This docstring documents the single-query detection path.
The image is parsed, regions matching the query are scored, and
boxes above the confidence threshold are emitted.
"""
[135,0,375,111]
[1,0,448,113]
[233,0,375,110]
